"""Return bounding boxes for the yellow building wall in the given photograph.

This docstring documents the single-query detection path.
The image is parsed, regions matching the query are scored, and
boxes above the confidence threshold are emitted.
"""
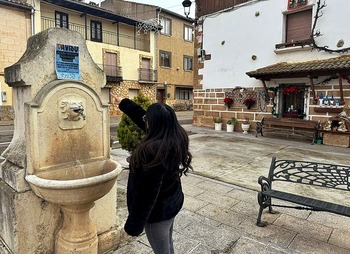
[0,5,32,107]
[39,2,156,83]
[157,16,194,87]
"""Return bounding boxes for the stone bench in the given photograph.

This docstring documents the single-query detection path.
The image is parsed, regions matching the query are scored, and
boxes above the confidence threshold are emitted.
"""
[256,157,350,227]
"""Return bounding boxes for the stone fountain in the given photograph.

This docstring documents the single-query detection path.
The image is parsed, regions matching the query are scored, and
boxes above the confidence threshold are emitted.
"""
[0,28,122,253]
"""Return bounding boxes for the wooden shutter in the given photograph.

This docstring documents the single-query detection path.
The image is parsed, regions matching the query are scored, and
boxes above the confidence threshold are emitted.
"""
[286,9,312,43]
[105,52,117,77]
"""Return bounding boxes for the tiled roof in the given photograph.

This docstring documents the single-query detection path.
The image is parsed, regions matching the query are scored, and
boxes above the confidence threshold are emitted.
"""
[246,55,350,80]
[2,0,33,9]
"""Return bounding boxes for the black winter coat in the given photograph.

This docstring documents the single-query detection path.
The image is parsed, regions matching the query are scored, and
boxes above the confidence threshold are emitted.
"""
[119,99,184,236]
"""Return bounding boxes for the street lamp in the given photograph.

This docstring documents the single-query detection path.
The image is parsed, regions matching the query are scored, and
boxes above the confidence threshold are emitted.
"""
[182,0,192,18]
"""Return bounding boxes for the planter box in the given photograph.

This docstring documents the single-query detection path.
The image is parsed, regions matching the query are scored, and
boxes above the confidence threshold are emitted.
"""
[323,132,350,148]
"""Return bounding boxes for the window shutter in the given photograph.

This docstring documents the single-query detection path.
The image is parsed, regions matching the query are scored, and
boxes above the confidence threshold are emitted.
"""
[105,53,117,76]
[286,9,312,43]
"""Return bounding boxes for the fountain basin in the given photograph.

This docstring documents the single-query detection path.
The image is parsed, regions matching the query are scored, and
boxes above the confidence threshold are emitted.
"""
[25,159,122,206]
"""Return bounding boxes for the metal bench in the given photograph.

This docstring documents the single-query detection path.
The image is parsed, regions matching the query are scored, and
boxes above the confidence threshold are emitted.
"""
[256,117,320,143]
[257,157,350,227]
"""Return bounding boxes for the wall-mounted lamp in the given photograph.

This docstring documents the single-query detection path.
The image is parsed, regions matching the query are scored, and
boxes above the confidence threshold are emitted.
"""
[182,0,192,18]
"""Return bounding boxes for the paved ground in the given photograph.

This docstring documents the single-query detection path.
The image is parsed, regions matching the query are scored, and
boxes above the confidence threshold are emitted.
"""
[111,112,350,254]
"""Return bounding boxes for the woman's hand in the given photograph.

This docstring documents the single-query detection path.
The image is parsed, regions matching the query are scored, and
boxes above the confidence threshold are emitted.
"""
[110,93,123,105]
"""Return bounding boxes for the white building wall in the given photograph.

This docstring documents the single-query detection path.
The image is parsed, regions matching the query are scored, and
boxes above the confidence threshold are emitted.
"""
[199,0,350,89]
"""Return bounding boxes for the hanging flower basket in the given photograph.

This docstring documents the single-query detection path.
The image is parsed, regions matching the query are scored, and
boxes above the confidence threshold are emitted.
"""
[242,98,256,109]
[282,87,299,95]
[223,97,234,109]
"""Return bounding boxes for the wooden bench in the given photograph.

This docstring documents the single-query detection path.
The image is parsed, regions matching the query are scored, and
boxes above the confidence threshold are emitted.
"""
[256,117,320,143]
[256,157,350,227]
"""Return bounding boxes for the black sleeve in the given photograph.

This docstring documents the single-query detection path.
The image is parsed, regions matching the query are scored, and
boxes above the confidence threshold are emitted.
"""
[118,98,146,131]
[124,167,164,236]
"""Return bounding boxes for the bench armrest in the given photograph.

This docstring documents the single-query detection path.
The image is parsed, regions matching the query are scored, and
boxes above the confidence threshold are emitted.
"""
[258,175,271,192]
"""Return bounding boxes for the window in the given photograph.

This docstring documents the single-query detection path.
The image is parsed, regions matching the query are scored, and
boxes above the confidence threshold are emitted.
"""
[128,89,139,99]
[184,56,193,71]
[105,52,118,77]
[160,51,171,68]
[160,16,171,35]
[280,85,306,119]
[175,88,193,100]
[285,9,312,44]
[55,11,68,28]
[184,25,193,41]
[288,0,308,10]
[91,20,102,42]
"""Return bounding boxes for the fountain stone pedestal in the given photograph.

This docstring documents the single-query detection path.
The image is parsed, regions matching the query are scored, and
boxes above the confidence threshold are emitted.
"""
[1,28,122,254]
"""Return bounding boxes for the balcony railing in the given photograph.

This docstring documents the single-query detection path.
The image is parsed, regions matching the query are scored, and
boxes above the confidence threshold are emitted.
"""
[41,17,150,52]
[105,65,123,82]
[139,68,158,82]
[95,64,123,83]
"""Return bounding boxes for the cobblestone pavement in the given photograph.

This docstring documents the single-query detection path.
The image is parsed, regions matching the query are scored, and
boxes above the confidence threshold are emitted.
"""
[111,121,350,254]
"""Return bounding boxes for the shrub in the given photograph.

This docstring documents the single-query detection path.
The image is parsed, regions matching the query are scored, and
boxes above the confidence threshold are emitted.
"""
[117,93,152,152]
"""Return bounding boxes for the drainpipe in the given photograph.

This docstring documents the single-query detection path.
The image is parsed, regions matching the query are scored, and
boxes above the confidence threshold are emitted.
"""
[31,8,36,35]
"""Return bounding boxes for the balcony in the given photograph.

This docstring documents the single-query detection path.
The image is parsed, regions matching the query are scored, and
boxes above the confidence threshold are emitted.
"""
[105,65,123,83]
[275,38,312,50]
[139,68,158,82]
[41,17,150,52]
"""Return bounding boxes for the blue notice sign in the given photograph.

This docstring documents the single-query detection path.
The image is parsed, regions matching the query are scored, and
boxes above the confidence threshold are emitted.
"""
[55,44,80,80]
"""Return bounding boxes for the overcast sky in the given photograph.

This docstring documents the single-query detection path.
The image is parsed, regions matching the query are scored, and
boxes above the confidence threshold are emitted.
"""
[92,0,195,18]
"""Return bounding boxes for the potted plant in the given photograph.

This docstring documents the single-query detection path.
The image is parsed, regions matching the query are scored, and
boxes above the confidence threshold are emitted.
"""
[223,96,234,109]
[243,98,256,109]
[213,116,223,131]
[241,117,250,134]
[226,117,237,132]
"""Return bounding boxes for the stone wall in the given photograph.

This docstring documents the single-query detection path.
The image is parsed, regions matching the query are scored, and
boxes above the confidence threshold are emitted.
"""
[109,80,156,115]
[193,84,350,132]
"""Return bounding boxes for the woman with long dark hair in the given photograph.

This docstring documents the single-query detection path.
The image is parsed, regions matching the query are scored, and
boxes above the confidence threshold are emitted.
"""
[111,94,192,254]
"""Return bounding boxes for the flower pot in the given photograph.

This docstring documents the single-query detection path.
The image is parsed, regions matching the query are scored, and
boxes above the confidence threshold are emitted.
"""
[227,124,234,132]
[214,123,222,131]
[241,123,250,134]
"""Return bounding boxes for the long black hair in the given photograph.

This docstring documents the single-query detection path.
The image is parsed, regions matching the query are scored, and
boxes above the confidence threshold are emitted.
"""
[129,103,192,176]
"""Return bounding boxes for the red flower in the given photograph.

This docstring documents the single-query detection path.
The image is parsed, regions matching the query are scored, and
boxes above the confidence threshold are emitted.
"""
[223,97,234,108]
[282,87,299,94]
[243,98,256,105]
[242,98,256,109]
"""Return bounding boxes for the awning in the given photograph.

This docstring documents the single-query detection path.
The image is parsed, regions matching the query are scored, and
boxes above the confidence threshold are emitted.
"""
[246,55,350,104]
[246,55,350,80]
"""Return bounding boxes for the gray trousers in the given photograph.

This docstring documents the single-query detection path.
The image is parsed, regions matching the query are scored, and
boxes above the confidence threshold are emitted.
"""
[145,217,175,254]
